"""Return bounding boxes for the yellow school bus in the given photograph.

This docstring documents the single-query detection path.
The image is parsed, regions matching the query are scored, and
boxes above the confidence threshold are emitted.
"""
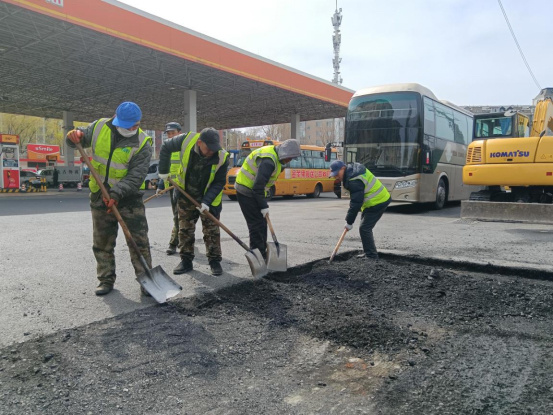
[224,141,339,200]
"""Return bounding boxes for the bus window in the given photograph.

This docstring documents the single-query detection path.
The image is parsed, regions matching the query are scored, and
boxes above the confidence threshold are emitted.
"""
[435,102,454,141]
[313,157,325,168]
[289,157,302,168]
[423,97,436,137]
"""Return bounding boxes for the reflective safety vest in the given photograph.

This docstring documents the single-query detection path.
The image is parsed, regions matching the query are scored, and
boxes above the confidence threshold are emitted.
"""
[235,145,281,196]
[169,151,181,176]
[350,168,390,211]
[174,132,229,207]
[89,118,152,193]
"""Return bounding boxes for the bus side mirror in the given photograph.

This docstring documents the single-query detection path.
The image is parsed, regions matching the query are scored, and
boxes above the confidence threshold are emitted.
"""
[324,144,332,162]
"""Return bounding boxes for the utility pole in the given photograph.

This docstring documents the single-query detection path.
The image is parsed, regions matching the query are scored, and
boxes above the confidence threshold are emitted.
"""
[331,2,343,85]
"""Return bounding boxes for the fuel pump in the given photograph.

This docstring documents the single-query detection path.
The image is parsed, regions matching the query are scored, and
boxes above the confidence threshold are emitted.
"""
[0,134,20,189]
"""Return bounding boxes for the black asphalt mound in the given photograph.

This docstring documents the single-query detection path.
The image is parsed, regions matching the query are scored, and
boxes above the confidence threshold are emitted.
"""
[2,257,553,414]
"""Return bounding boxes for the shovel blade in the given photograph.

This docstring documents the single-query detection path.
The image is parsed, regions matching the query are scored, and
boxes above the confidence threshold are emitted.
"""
[245,248,268,279]
[136,265,182,304]
[266,241,287,272]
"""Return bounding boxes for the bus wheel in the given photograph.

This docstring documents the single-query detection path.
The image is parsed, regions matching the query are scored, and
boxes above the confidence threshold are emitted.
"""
[433,178,447,210]
[307,183,322,198]
[228,195,237,201]
[267,186,276,201]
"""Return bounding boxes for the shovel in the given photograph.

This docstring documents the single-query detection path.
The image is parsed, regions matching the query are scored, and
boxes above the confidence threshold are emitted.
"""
[168,178,268,279]
[144,185,174,203]
[265,214,287,272]
[75,142,182,303]
[329,228,349,263]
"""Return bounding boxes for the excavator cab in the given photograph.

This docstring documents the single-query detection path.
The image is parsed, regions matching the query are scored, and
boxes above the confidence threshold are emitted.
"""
[473,111,529,140]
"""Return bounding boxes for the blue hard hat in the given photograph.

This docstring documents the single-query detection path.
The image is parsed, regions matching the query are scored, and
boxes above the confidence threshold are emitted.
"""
[113,102,142,129]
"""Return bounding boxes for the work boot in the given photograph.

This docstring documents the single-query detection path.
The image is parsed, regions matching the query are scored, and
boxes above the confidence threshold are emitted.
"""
[356,253,366,259]
[166,244,177,255]
[209,260,223,276]
[95,282,113,296]
[173,258,193,275]
[140,285,152,297]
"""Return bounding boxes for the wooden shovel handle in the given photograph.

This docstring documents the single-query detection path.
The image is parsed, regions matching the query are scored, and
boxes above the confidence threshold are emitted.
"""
[329,228,348,263]
[144,186,174,203]
[265,214,279,244]
[168,178,251,252]
[74,142,143,260]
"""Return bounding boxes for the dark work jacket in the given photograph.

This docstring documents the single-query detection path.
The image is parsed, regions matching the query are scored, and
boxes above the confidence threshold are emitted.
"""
[235,158,275,209]
[342,162,369,225]
[159,134,228,215]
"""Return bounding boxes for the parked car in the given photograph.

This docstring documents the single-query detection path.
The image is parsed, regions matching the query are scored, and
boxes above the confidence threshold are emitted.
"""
[145,160,159,189]
[19,170,39,187]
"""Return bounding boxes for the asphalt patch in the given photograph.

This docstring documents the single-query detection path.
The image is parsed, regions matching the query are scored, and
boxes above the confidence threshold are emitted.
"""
[2,256,553,414]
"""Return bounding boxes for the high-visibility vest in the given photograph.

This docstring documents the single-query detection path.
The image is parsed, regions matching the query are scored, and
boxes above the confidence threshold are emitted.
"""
[174,132,229,207]
[89,118,152,193]
[235,145,281,196]
[169,151,181,176]
[350,168,390,211]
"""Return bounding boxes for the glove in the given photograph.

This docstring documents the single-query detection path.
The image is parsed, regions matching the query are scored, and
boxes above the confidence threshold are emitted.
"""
[261,208,269,218]
[158,173,169,181]
[67,129,83,144]
[196,203,209,214]
[103,197,118,214]
[157,180,165,192]
[344,222,353,231]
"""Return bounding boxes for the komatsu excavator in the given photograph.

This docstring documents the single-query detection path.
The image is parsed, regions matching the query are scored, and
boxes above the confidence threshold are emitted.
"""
[463,88,553,203]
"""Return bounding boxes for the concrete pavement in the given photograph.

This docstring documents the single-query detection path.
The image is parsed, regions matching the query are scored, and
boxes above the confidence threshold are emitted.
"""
[1,192,552,347]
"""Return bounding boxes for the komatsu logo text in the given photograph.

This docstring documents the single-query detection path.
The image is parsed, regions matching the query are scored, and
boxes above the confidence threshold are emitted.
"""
[490,150,530,158]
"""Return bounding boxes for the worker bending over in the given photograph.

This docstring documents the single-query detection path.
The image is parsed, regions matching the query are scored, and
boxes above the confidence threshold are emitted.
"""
[235,139,301,259]
[158,128,229,276]
[329,160,391,260]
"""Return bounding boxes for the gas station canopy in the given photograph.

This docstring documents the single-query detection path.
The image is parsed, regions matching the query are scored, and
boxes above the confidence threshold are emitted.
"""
[0,0,354,130]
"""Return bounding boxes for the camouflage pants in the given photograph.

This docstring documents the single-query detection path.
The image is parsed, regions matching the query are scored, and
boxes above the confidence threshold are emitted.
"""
[90,192,152,285]
[177,198,222,261]
[168,187,179,247]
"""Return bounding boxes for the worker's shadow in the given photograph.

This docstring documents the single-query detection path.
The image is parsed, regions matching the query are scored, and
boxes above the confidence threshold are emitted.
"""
[100,287,152,313]
[188,267,244,293]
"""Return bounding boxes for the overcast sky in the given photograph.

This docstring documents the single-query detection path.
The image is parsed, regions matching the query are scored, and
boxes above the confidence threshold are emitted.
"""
[119,0,551,106]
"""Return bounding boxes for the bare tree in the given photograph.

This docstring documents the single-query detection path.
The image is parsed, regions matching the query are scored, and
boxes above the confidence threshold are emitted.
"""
[261,123,291,142]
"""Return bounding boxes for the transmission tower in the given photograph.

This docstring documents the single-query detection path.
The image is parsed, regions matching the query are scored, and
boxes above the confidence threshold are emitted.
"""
[331,3,343,84]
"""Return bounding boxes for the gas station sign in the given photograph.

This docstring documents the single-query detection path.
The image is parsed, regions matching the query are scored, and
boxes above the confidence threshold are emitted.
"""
[0,134,19,144]
[27,144,60,161]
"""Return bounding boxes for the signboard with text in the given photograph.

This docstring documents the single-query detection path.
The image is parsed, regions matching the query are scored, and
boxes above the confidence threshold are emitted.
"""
[27,144,60,161]
[0,134,19,144]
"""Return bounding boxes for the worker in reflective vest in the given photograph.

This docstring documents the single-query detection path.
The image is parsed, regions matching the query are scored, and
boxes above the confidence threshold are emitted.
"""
[235,139,301,258]
[158,127,229,276]
[329,160,391,260]
[156,121,183,256]
[66,101,153,296]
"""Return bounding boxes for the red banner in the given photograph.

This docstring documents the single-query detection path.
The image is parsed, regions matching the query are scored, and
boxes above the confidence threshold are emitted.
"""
[27,144,60,161]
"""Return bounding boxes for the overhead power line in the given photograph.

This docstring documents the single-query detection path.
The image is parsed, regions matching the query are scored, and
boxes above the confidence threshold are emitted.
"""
[497,0,541,90]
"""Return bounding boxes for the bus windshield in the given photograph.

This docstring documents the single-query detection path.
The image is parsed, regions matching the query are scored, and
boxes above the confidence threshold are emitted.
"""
[345,92,421,176]
[236,148,251,167]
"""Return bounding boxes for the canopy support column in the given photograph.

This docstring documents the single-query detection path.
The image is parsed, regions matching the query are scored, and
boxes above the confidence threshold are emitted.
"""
[183,90,197,132]
[63,111,74,166]
[291,113,300,141]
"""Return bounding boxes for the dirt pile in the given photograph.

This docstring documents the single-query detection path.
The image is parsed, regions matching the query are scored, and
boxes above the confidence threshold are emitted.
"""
[2,256,553,414]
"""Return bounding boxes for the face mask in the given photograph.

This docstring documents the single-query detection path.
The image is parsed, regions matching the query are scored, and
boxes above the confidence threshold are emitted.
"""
[116,127,136,138]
